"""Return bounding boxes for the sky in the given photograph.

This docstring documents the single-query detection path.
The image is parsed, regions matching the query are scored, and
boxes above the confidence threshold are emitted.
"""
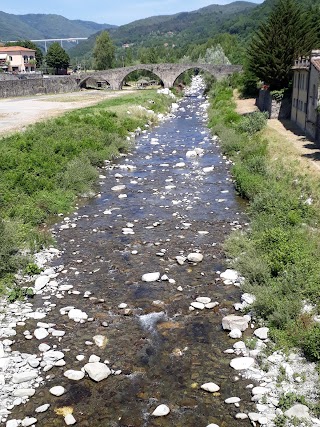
[0,0,264,26]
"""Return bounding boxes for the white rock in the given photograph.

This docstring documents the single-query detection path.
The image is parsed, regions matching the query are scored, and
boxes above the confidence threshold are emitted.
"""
[241,293,255,305]
[84,362,111,382]
[151,404,170,417]
[176,256,186,265]
[252,386,269,396]
[64,414,77,425]
[254,327,269,340]
[235,413,248,420]
[225,397,240,404]
[93,335,108,348]
[13,389,36,397]
[206,424,219,427]
[196,297,211,304]
[89,355,100,363]
[142,272,160,282]
[220,269,238,282]
[12,371,38,384]
[187,253,203,263]
[64,370,85,381]
[6,420,20,427]
[39,343,50,352]
[22,417,37,426]
[222,315,249,332]
[34,327,49,340]
[230,357,255,370]
[68,309,88,322]
[186,150,197,158]
[201,382,220,393]
[205,302,219,309]
[34,275,50,291]
[229,329,242,339]
[35,404,50,413]
[284,404,310,419]
[118,303,128,309]
[111,185,126,191]
[49,386,66,396]
[190,302,205,310]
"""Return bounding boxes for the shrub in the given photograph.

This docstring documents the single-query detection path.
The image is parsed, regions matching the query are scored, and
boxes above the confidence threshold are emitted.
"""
[302,324,320,361]
[237,111,268,135]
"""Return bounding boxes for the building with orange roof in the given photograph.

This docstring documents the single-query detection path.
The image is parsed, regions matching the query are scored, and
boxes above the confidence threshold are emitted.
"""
[0,46,36,73]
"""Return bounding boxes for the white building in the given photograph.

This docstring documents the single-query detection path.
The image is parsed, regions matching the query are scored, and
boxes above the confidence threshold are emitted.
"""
[0,46,36,73]
[291,50,320,140]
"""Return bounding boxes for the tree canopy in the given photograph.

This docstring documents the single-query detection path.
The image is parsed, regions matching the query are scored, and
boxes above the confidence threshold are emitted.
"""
[45,42,70,74]
[247,0,317,90]
[93,31,115,70]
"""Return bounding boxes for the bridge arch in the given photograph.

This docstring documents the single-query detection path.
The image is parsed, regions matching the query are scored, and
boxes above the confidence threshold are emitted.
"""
[78,63,242,91]
[117,66,164,89]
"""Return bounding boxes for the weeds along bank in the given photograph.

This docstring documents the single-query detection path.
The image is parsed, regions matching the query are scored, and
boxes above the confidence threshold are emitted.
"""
[208,80,320,366]
[0,90,174,296]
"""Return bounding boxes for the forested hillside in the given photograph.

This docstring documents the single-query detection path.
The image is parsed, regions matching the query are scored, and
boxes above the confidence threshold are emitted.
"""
[0,11,115,41]
[69,0,320,67]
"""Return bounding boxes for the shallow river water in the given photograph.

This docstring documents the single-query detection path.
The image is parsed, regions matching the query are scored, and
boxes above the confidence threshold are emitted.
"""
[10,85,256,427]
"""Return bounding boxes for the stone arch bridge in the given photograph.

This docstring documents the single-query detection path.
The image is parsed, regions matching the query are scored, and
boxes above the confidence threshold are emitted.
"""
[79,63,242,90]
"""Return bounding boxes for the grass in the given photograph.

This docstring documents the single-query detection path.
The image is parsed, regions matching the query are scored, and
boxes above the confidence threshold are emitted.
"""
[0,90,173,295]
[208,79,320,362]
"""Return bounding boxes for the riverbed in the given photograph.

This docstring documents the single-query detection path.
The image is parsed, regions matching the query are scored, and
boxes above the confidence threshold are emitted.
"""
[2,79,258,427]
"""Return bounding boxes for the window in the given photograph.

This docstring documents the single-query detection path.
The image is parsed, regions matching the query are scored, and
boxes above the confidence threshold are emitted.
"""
[304,102,307,113]
[313,84,317,106]
[9,56,12,61]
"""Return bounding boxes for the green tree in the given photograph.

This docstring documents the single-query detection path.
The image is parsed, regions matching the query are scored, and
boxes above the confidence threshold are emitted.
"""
[93,31,115,70]
[45,43,70,74]
[5,40,43,67]
[247,0,316,90]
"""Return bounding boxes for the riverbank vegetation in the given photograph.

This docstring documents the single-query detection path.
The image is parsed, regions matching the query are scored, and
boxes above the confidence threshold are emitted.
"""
[208,79,320,362]
[0,91,173,295]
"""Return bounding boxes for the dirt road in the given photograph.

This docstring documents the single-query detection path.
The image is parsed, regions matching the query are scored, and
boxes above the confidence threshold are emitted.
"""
[234,94,320,175]
[0,90,135,136]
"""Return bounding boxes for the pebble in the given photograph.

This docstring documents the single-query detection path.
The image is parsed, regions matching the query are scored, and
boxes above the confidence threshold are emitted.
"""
[49,386,66,396]
[142,272,160,282]
[196,297,211,304]
[84,362,111,382]
[222,315,250,332]
[225,397,240,404]
[22,417,37,426]
[64,370,85,381]
[64,414,77,425]
[35,404,50,413]
[151,404,170,417]
[254,327,269,340]
[34,327,49,340]
[230,357,255,370]
[187,253,203,263]
[201,382,220,393]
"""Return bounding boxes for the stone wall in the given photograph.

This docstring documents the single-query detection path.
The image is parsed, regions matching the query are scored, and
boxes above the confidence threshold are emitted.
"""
[256,89,292,119]
[0,76,80,98]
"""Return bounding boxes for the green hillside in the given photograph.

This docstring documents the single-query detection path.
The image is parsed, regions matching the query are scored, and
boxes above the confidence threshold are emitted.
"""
[69,0,320,65]
[0,11,115,42]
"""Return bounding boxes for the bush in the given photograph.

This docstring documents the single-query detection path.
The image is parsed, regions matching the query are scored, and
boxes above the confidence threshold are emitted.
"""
[302,324,320,361]
[237,111,268,135]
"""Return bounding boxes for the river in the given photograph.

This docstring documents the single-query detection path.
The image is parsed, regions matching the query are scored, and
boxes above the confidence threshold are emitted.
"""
[6,78,256,427]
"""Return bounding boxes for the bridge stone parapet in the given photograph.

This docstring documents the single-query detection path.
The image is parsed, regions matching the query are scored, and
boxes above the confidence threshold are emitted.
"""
[79,63,242,90]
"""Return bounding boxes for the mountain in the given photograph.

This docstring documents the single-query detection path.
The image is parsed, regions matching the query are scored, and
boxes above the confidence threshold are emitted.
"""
[0,11,116,42]
[68,1,258,59]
